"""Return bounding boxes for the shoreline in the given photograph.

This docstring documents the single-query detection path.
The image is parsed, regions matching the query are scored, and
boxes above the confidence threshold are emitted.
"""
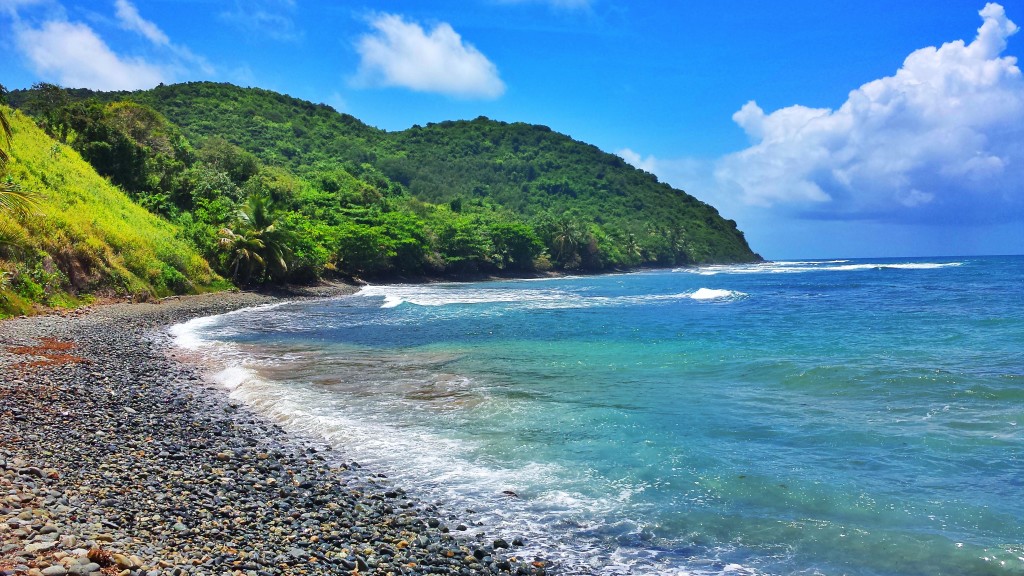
[3,259,761,322]
[0,289,553,576]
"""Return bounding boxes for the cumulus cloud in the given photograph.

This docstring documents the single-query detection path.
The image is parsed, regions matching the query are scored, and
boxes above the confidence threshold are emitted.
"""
[15,19,166,90]
[715,2,1024,224]
[7,0,212,90]
[114,0,168,46]
[354,13,506,99]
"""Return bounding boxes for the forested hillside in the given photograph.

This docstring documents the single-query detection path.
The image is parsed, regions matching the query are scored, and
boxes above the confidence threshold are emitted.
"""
[4,81,759,312]
[131,82,758,266]
[384,118,755,263]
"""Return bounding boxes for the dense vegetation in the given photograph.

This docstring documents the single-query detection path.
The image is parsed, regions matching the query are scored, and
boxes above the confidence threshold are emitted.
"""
[2,81,759,314]
[0,99,223,316]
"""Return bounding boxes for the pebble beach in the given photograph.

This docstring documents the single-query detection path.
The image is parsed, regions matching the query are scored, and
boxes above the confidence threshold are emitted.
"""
[0,290,552,576]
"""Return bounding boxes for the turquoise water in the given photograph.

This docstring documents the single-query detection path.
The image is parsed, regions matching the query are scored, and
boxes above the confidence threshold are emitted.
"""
[174,257,1024,575]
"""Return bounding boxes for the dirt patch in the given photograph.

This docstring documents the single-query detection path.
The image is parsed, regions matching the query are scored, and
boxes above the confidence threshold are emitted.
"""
[6,337,91,369]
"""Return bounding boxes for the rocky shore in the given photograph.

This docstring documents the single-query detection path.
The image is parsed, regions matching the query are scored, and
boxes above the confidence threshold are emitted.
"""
[0,291,552,576]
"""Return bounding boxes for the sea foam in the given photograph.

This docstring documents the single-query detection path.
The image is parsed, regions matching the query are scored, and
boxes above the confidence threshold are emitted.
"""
[357,284,746,310]
[681,260,963,276]
[689,288,744,300]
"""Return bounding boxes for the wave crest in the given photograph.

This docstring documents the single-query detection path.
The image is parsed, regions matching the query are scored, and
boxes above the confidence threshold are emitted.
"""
[681,260,963,276]
[689,288,745,301]
[357,284,746,309]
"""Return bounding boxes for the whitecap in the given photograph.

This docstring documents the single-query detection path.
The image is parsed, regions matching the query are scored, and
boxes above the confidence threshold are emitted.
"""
[381,294,404,308]
[679,260,963,276]
[876,262,963,270]
[690,288,746,301]
[358,283,749,311]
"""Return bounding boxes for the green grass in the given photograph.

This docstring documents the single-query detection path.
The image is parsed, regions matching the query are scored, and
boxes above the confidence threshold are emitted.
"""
[0,106,222,317]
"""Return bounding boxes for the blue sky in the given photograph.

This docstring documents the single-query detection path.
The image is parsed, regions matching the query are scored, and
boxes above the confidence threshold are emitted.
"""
[1,0,1022,259]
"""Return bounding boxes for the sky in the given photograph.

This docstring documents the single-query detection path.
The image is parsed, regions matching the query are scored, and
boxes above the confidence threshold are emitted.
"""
[1,0,1022,259]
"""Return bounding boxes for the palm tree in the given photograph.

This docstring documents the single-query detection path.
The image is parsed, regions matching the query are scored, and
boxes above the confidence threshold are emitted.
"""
[217,227,266,286]
[218,194,292,286]
[551,217,583,268]
[622,232,642,266]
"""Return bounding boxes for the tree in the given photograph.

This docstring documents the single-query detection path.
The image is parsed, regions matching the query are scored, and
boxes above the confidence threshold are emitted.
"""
[63,100,150,193]
[622,232,642,266]
[436,213,493,273]
[334,222,392,276]
[105,101,176,155]
[218,194,292,286]
[217,227,265,286]
[548,216,583,269]
[489,220,543,271]
[24,83,71,142]
[199,137,259,186]
[376,211,429,274]
[0,177,35,223]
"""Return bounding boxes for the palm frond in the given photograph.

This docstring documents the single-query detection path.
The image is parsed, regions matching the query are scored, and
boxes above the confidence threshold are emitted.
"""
[0,179,39,217]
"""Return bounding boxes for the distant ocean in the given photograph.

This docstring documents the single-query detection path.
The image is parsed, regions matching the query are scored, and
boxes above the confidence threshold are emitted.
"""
[173,256,1024,576]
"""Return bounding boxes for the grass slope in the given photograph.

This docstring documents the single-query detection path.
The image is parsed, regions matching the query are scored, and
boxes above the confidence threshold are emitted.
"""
[0,107,223,317]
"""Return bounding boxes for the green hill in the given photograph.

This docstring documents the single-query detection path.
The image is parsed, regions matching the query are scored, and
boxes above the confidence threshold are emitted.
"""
[383,117,755,264]
[6,82,759,292]
[19,82,758,265]
[132,83,757,265]
[137,82,387,169]
[0,106,223,316]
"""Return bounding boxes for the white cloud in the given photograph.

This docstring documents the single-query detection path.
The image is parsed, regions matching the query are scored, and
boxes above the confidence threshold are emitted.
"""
[114,0,213,74]
[114,0,168,46]
[7,1,213,90]
[354,13,506,99]
[221,0,300,42]
[616,151,740,218]
[15,20,166,90]
[326,92,348,113]
[616,148,658,174]
[714,2,1024,224]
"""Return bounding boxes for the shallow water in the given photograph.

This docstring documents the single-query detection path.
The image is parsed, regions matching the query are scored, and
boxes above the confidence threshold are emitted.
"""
[173,256,1024,575]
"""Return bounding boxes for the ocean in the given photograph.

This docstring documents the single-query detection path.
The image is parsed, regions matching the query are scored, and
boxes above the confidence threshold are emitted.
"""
[172,256,1024,576]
